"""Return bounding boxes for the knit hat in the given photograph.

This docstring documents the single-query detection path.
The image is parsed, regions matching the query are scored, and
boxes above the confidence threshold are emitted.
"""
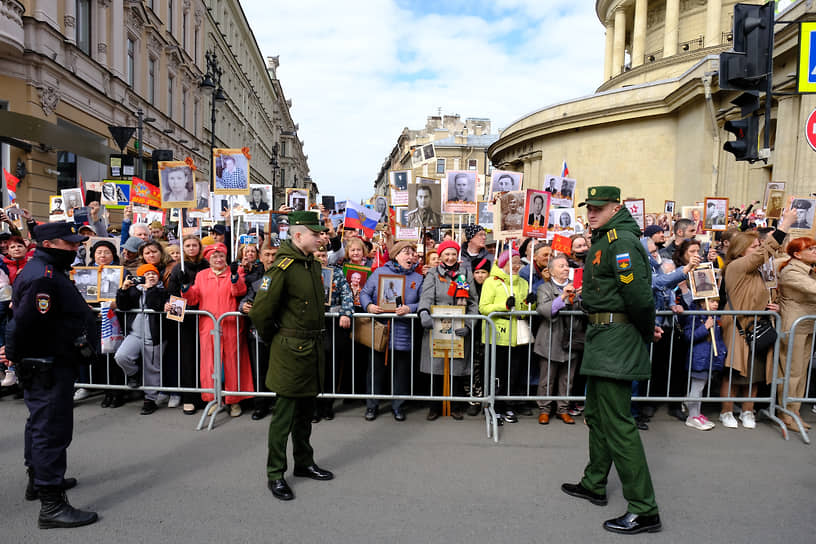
[472,257,491,272]
[200,235,215,246]
[464,224,485,242]
[202,242,228,260]
[643,225,662,238]
[496,248,520,269]
[90,240,119,264]
[136,263,159,276]
[437,240,460,257]
[390,240,416,260]
[149,221,163,229]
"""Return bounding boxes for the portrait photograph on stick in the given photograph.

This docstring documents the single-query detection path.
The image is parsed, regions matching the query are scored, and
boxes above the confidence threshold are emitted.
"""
[489,170,522,198]
[158,161,196,208]
[788,196,816,237]
[213,148,250,195]
[689,263,718,300]
[442,171,477,214]
[389,170,410,206]
[664,200,675,215]
[763,181,785,208]
[286,188,308,211]
[703,197,728,231]
[60,188,84,217]
[549,208,576,237]
[377,275,405,311]
[405,179,441,228]
[72,267,99,303]
[97,266,124,302]
[477,201,493,231]
[496,190,525,239]
[623,199,645,231]
[765,189,785,220]
[49,195,67,222]
[522,189,551,238]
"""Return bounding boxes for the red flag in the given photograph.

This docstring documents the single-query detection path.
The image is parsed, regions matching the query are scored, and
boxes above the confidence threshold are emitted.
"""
[3,168,19,203]
[388,206,396,236]
[551,233,572,254]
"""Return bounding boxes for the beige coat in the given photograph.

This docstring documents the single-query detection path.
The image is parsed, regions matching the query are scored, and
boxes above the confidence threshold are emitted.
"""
[777,258,816,407]
[722,236,780,384]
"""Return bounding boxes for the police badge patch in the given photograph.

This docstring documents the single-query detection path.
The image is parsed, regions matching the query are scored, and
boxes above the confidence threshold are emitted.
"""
[36,293,51,314]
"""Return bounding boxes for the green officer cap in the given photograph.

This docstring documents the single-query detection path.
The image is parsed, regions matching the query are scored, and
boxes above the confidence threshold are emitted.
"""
[288,210,328,232]
[578,186,621,207]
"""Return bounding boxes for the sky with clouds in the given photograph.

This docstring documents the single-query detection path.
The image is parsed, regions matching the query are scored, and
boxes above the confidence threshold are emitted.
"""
[242,1,606,204]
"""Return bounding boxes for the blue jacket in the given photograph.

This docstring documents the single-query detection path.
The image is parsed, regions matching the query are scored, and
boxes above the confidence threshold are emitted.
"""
[680,304,726,374]
[518,262,546,295]
[359,260,423,351]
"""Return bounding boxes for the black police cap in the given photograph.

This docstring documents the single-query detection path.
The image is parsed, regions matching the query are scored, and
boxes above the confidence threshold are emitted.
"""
[34,222,88,243]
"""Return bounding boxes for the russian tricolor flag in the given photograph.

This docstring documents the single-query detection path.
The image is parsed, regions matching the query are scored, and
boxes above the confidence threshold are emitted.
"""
[561,160,569,178]
[3,168,19,204]
[344,200,380,239]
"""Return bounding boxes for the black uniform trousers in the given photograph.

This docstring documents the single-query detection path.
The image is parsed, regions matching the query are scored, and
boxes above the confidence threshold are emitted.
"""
[24,366,75,487]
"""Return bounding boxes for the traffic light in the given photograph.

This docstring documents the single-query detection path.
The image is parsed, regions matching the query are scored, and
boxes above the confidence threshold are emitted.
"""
[723,114,760,162]
[719,2,774,91]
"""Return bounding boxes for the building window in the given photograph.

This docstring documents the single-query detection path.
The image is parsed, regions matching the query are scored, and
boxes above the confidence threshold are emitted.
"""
[436,158,445,174]
[76,0,91,55]
[193,98,199,137]
[280,141,286,157]
[468,159,478,171]
[182,12,188,49]
[168,0,174,34]
[194,27,199,63]
[280,168,286,186]
[126,38,135,87]
[181,88,187,128]
[168,75,174,118]
[148,58,156,105]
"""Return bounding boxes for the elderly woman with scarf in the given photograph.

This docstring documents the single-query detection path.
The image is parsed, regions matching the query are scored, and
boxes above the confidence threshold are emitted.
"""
[359,240,423,422]
[182,242,254,417]
[417,240,478,420]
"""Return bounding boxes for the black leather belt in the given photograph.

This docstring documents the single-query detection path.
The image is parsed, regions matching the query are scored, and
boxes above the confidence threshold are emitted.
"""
[278,327,325,339]
[587,312,629,325]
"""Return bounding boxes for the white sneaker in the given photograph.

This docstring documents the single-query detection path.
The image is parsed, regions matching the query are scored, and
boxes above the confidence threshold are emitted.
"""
[739,410,756,429]
[1,369,17,386]
[719,411,739,428]
[167,395,181,408]
[811,404,816,415]
[73,388,90,401]
[686,415,715,431]
[156,393,170,405]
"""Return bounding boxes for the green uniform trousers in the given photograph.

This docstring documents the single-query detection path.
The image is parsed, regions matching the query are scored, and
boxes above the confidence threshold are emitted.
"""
[580,377,659,516]
[266,396,316,480]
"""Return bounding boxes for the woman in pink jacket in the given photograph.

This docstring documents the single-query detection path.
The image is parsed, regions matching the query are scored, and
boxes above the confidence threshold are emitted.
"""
[182,243,254,417]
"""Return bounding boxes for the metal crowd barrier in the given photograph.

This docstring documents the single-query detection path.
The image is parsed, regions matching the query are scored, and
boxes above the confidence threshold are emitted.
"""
[75,308,219,431]
[779,315,816,444]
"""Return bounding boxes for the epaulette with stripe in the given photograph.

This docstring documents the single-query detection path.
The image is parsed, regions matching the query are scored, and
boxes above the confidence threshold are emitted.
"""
[44,264,54,278]
[606,229,618,243]
[276,257,294,270]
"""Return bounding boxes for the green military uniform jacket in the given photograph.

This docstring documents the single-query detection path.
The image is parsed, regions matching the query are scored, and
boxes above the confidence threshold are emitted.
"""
[580,208,656,381]
[248,240,325,397]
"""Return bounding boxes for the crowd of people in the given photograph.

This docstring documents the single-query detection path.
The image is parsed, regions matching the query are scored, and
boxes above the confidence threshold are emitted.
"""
[0,196,815,433]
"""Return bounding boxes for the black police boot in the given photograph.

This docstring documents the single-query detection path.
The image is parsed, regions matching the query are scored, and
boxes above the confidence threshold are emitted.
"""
[26,468,77,501]
[38,487,98,529]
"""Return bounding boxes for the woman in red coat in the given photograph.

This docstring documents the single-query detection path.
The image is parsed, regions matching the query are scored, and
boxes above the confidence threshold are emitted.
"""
[182,243,254,416]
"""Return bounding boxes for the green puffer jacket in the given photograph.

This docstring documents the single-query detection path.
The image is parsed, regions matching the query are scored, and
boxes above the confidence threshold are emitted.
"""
[248,240,325,397]
[580,208,656,381]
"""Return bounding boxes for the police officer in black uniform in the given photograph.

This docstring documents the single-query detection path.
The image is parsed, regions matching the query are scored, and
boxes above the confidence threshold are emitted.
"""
[5,222,99,529]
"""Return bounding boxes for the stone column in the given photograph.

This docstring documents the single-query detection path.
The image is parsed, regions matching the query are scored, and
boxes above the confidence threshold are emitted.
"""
[664,0,680,57]
[604,21,615,80]
[32,0,59,30]
[612,8,626,76]
[631,0,648,67]
[63,0,76,45]
[96,0,109,66]
[705,0,723,48]
[110,0,125,79]
[529,156,541,190]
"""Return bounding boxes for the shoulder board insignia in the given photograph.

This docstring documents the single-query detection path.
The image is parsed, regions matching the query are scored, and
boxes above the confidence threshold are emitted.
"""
[44,265,53,279]
[277,258,294,270]
[260,277,271,291]
[606,229,618,243]
[619,273,634,284]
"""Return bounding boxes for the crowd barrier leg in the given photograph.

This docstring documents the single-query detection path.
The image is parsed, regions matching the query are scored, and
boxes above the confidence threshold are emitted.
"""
[201,325,224,431]
[776,317,815,444]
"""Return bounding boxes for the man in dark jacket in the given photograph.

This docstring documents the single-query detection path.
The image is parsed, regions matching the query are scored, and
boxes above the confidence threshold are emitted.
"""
[249,211,333,501]
[560,186,662,535]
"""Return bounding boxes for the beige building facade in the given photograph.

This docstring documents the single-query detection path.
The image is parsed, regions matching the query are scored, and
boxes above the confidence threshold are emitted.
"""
[0,0,310,221]
[489,0,816,212]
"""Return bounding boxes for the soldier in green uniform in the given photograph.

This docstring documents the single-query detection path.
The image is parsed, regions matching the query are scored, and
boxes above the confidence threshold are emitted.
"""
[560,186,663,535]
[249,211,334,501]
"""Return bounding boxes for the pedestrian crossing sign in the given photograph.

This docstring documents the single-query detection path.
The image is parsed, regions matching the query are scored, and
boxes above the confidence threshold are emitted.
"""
[797,22,816,93]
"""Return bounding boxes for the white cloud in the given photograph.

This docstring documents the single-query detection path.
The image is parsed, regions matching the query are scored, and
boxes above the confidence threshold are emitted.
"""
[241,1,604,203]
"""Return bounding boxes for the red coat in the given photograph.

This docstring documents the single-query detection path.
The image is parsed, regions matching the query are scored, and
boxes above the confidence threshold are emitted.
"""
[182,267,254,404]
[4,255,28,284]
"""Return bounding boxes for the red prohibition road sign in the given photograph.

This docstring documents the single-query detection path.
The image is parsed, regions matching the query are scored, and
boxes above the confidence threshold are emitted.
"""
[806,108,816,151]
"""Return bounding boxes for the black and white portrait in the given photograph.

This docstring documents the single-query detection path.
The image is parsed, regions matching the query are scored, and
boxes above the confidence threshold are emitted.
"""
[477,201,493,229]
[790,197,815,231]
[286,189,308,211]
[445,171,476,202]
[159,163,195,207]
[498,191,525,234]
[549,208,575,233]
[246,185,272,213]
[391,170,409,190]
[405,182,441,228]
[61,188,84,215]
[374,196,389,224]
[550,176,576,208]
[490,170,522,197]
[98,266,123,301]
[422,144,435,161]
[194,181,210,210]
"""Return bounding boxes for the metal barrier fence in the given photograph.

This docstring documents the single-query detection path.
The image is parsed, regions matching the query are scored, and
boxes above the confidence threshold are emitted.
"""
[779,315,816,444]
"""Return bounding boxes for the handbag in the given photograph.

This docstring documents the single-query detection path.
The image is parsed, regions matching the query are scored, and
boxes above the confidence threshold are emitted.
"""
[514,318,533,345]
[725,284,777,355]
[351,316,389,352]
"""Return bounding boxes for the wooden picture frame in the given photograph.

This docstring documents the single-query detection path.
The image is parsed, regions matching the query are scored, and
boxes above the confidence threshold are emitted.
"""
[763,181,785,209]
[765,189,785,220]
[213,148,250,195]
[97,265,124,302]
[703,197,729,231]
[71,267,99,303]
[689,263,718,300]
[664,200,676,215]
[377,274,405,311]
[166,295,187,322]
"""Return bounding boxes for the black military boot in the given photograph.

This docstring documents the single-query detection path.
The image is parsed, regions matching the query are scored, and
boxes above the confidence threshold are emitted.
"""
[26,468,77,501]
[38,486,98,529]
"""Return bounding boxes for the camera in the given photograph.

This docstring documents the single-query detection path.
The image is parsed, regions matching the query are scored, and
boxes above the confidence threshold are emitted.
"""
[131,276,146,285]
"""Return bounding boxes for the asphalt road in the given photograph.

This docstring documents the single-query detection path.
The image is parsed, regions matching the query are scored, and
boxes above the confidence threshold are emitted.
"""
[1,393,813,544]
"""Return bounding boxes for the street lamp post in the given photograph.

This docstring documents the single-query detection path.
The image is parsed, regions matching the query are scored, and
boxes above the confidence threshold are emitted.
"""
[269,142,280,209]
[134,108,155,178]
[200,50,227,187]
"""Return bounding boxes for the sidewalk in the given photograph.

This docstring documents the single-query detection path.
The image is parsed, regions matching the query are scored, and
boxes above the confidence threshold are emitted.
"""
[1,396,812,543]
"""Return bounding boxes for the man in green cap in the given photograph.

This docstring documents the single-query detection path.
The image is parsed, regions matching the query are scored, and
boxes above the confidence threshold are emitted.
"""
[249,211,334,501]
[560,186,662,535]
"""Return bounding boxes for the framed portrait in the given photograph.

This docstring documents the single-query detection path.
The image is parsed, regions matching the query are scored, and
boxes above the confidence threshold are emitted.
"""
[158,161,195,208]
[60,188,84,217]
[377,274,405,311]
[233,184,272,217]
[405,179,441,228]
[83,237,120,266]
[656,213,672,233]
[490,170,522,198]
[681,205,704,228]
[267,211,290,240]
[190,180,211,214]
[442,171,477,214]
[4,205,23,231]
[343,264,371,307]
[545,176,576,208]
[133,209,166,226]
[321,267,333,306]
[623,199,646,231]
[422,143,435,161]
[410,146,425,168]
[644,213,658,229]
[431,304,465,358]
[286,188,308,211]
[496,190,525,240]
[689,263,718,300]
[477,201,494,230]
[213,148,250,195]
[759,256,777,289]
[765,189,785,219]
[788,196,816,238]
[549,208,576,237]
[664,200,676,215]
[166,295,187,322]
[703,197,729,231]
[389,170,410,206]
[100,180,131,210]
[71,267,99,303]
[763,181,785,208]
[372,195,390,225]
[48,195,67,222]
[522,189,551,238]
[97,266,124,302]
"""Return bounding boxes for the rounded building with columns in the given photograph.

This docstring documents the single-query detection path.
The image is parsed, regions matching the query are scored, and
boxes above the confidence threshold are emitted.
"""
[489,0,816,212]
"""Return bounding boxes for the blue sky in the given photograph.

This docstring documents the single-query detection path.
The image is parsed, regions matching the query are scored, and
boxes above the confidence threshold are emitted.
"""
[242,1,605,203]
